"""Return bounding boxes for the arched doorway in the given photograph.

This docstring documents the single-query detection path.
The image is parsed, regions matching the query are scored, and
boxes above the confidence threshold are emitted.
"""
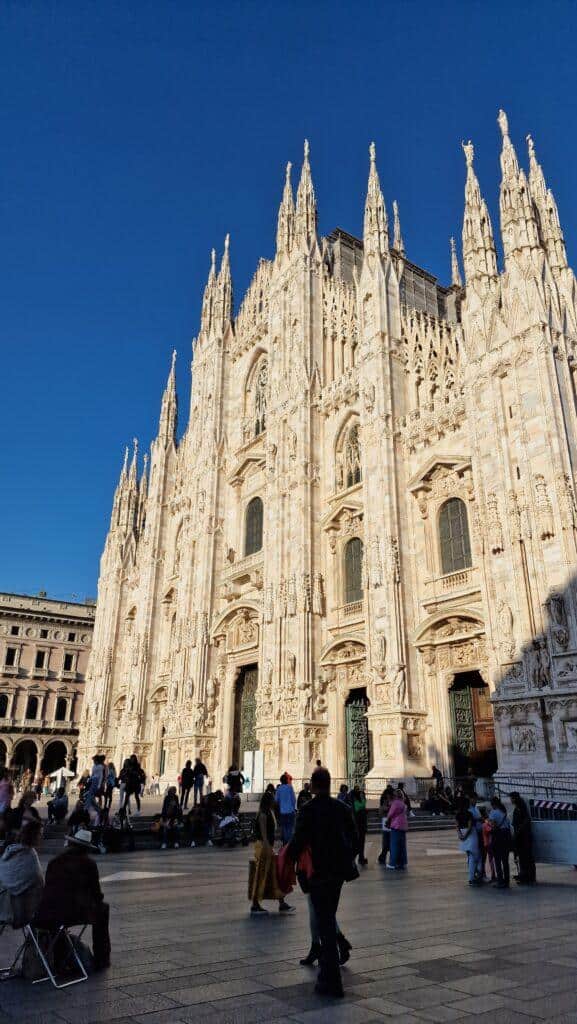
[41,740,68,775]
[12,740,38,775]
[449,670,496,776]
[345,687,370,786]
[232,664,258,769]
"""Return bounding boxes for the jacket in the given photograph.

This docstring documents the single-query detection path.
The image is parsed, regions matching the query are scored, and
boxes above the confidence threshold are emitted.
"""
[387,798,408,831]
[35,848,104,926]
[180,767,194,788]
[192,761,208,779]
[287,793,358,884]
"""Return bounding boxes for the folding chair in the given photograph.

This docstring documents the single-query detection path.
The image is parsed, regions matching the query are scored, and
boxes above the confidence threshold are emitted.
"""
[0,920,29,980]
[25,922,88,988]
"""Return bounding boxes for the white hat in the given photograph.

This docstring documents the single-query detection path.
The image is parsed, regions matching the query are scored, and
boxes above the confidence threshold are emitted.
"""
[67,828,95,849]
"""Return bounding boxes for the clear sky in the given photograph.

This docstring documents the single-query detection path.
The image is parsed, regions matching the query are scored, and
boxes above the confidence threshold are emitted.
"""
[2,0,576,600]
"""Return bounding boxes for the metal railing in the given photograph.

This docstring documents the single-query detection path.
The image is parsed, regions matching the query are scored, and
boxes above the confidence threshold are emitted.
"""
[492,772,577,802]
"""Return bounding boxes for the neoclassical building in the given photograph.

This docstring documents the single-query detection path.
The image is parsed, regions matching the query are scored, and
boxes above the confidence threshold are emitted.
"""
[0,592,94,775]
[79,112,577,787]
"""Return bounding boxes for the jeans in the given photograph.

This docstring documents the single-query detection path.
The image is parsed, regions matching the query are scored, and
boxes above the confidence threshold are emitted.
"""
[193,778,204,805]
[180,786,191,810]
[467,851,482,882]
[389,829,407,868]
[279,812,296,845]
[310,881,343,989]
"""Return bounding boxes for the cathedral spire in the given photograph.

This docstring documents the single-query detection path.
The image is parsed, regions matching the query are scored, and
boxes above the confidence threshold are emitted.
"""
[276,161,295,257]
[129,437,138,487]
[295,140,318,251]
[461,139,498,284]
[497,109,540,262]
[217,233,233,325]
[526,132,567,273]
[392,200,405,256]
[450,236,462,287]
[158,348,178,446]
[363,142,389,258]
[200,248,217,335]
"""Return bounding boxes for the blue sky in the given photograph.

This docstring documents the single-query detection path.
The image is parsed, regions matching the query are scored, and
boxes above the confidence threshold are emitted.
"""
[1,0,576,600]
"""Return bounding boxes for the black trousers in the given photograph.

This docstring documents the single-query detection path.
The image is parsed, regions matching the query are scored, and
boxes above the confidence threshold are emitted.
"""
[517,840,536,883]
[37,901,111,970]
[310,881,343,988]
[180,786,192,809]
[492,831,510,886]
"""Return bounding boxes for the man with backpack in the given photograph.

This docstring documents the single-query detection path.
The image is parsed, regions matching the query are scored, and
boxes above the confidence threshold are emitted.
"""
[124,755,145,814]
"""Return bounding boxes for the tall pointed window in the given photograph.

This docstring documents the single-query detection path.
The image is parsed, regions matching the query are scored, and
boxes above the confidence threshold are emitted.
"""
[344,537,364,604]
[344,424,362,488]
[245,497,264,556]
[254,360,268,437]
[439,498,472,574]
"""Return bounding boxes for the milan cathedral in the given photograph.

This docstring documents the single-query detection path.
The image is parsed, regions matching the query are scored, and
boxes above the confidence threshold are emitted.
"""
[79,112,577,786]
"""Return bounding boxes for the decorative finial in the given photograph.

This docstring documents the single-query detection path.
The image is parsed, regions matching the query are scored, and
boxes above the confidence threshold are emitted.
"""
[462,140,474,168]
[171,349,177,373]
[369,141,376,164]
[285,161,292,182]
[133,437,138,455]
[210,248,216,273]
[224,233,230,253]
[526,133,535,160]
[450,237,462,287]
[392,200,404,255]
[143,453,148,470]
[122,445,129,472]
[497,109,509,138]
[304,139,310,160]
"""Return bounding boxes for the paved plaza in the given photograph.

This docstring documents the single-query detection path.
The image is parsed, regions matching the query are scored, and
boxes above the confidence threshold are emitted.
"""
[1,830,577,1024]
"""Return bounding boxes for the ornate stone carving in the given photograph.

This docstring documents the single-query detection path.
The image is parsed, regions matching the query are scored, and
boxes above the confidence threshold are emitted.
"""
[486,493,505,554]
[312,572,324,616]
[546,592,570,650]
[534,474,555,540]
[497,599,515,658]
[511,723,537,753]
[529,637,552,689]
[287,574,297,617]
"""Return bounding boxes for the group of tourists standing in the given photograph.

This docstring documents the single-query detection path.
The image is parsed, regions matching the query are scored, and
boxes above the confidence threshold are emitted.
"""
[457,791,536,888]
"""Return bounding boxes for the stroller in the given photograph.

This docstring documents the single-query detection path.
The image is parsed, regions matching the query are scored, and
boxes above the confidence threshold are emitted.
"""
[213,812,248,848]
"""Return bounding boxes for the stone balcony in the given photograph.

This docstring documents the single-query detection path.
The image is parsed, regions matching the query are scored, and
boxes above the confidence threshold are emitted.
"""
[1,664,19,677]
[58,669,79,682]
[422,565,480,612]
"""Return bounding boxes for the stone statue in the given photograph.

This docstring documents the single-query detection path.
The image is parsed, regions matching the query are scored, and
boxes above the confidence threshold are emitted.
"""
[298,678,313,719]
[286,651,296,687]
[531,638,551,690]
[263,658,273,697]
[462,139,474,167]
[185,678,194,700]
[486,493,505,554]
[497,599,515,657]
[534,475,555,540]
[312,572,324,616]
[373,632,387,675]
[206,675,218,712]
[547,592,569,649]
[391,663,407,707]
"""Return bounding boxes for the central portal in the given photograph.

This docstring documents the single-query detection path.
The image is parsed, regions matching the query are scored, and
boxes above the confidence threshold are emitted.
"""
[345,687,370,786]
[449,670,496,776]
[233,663,259,768]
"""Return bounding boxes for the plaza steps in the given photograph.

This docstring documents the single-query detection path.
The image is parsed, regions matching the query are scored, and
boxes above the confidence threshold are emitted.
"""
[39,806,453,856]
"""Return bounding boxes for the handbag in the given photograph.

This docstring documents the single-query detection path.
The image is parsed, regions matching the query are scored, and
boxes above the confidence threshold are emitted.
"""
[276,844,296,895]
[296,845,314,893]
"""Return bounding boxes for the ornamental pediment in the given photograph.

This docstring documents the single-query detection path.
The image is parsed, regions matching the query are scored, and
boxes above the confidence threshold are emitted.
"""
[228,448,266,486]
[407,454,471,495]
[321,498,364,534]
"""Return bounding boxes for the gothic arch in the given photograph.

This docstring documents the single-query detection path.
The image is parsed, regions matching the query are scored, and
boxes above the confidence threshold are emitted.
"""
[334,413,362,491]
[211,601,262,640]
[150,685,168,703]
[412,608,484,646]
[244,350,269,440]
[320,636,366,664]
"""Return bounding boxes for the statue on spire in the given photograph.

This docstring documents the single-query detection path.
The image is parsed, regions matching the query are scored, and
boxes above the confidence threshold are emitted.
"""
[393,200,405,256]
[462,140,474,169]
[276,160,295,257]
[497,108,509,138]
[295,139,318,251]
[363,140,388,258]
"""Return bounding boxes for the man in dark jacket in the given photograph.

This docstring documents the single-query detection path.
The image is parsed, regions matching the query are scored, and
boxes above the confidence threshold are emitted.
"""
[180,761,194,809]
[192,758,208,806]
[34,829,111,970]
[287,768,358,998]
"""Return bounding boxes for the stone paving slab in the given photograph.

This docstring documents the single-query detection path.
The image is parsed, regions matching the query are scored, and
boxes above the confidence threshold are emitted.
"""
[1,832,577,1023]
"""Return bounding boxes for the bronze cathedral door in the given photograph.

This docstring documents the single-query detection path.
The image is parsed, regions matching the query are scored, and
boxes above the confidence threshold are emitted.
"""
[233,664,259,768]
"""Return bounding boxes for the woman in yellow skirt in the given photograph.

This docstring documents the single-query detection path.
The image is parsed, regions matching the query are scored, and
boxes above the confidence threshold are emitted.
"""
[250,790,294,915]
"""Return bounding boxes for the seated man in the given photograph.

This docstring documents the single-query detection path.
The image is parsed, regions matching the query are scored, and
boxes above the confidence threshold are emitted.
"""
[47,787,69,824]
[34,828,110,970]
[0,819,44,925]
[67,799,91,836]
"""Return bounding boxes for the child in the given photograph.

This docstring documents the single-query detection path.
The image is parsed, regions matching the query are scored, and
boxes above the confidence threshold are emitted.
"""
[457,809,482,885]
[480,806,496,882]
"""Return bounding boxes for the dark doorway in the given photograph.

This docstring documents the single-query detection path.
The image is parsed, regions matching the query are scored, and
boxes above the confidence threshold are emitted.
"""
[233,664,259,768]
[12,740,38,775]
[159,727,166,776]
[449,670,497,776]
[345,687,370,786]
[41,740,67,776]
[0,741,6,768]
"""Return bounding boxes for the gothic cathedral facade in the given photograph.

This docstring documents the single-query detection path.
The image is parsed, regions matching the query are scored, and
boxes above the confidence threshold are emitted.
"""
[79,112,577,787]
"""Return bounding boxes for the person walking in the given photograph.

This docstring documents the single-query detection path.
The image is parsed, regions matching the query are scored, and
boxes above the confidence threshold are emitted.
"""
[378,786,394,865]
[160,786,182,849]
[510,792,536,885]
[192,757,208,806]
[457,808,482,885]
[125,755,144,814]
[300,893,352,969]
[180,760,194,810]
[489,796,512,888]
[85,754,106,816]
[351,785,368,866]
[249,790,293,916]
[386,788,408,870]
[288,768,358,998]
[276,773,297,845]
[103,762,117,811]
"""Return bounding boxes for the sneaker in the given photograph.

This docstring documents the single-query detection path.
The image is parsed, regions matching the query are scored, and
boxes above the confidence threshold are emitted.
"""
[386,864,396,870]
[279,901,295,913]
[161,843,167,850]
[190,841,196,848]
[173,843,179,849]
[250,905,268,915]
[207,840,213,847]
